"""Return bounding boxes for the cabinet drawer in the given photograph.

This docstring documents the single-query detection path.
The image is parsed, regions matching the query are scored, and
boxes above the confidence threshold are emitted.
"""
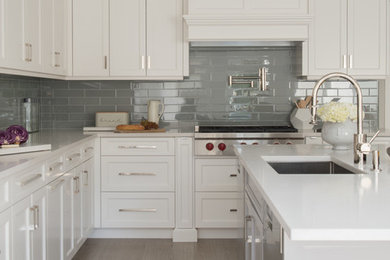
[195,192,244,228]
[195,159,242,192]
[101,156,174,192]
[12,165,45,202]
[82,140,95,160]
[45,156,65,183]
[0,177,11,212]
[101,193,174,228]
[101,138,174,156]
[64,147,82,170]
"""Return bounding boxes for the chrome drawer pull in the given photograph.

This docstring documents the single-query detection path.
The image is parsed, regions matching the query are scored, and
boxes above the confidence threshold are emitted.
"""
[230,174,237,177]
[67,153,81,161]
[118,172,156,176]
[118,145,157,149]
[47,179,65,191]
[16,174,42,187]
[118,208,157,213]
[83,170,89,186]
[30,205,39,230]
[230,209,238,212]
[73,177,80,193]
[49,162,63,172]
[84,147,94,153]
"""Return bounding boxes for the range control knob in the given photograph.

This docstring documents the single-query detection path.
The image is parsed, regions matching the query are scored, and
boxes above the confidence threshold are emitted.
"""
[252,142,259,145]
[240,142,247,145]
[218,143,226,151]
[206,143,214,151]
[273,141,280,145]
[286,141,293,145]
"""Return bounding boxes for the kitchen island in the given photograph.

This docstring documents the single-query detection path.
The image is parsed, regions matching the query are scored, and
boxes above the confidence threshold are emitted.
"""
[235,144,390,260]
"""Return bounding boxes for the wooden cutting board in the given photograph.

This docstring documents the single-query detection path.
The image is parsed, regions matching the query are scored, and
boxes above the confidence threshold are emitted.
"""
[114,128,166,133]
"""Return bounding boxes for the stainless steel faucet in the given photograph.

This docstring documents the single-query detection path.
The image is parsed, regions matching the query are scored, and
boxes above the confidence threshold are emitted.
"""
[310,72,379,164]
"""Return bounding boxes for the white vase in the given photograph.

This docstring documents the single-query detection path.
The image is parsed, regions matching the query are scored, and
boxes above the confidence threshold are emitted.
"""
[290,108,313,130]
[321,119,356,150]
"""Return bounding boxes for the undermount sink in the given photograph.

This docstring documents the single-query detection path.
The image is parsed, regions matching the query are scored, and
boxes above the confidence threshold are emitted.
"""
[268,161,355,174]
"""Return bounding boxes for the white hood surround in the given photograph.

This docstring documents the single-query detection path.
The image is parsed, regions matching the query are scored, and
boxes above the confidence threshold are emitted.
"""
[184,15,312,42]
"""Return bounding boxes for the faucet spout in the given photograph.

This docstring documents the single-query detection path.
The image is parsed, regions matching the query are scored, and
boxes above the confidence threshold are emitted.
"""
[310,72,365,164]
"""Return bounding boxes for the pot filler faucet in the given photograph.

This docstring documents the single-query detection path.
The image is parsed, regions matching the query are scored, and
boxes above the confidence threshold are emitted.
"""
[310,72,380,164]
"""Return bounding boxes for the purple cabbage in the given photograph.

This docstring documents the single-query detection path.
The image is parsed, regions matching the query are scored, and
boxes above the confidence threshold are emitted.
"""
[0,130,16,145]
[5,125,28,144]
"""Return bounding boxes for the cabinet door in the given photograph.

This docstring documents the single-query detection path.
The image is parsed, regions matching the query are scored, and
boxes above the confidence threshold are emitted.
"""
[146,0,183,77]
[63,173,73,259]
[46,177,65,260]
[109,0,146,76]
[73,167,83,248]
[42,0,67,75]
[0,208,12,260]
[23,0,43,71]
[73,0,109,76]
[308,0,348,75]
[82,159,94,236]
[0,0,6,67]
[347,0,386,76]
[31,188,46,260]
[3,0,24,69]
[12,197,31,260]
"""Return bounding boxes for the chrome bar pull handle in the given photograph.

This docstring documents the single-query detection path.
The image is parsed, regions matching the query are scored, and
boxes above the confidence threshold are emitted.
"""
[118,145,157,149]
[47,179,65,191]
[118,208,157,213]
[349,55,353,69]
[83,170,89,185]
[104,56,108,69]
[16,174,42,187]
[30,205,39,230]
[141,56,145,69]
[260,67,267,91]
[230,209,238,212]
[147,56,151,69]
[67,153,81,161]
[343,54,347,69]
[119,172,156,176]
[229,174,237,177]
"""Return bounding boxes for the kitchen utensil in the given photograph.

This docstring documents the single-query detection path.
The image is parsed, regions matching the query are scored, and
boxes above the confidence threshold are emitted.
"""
[304,96,313,108]
[147,100,165,124]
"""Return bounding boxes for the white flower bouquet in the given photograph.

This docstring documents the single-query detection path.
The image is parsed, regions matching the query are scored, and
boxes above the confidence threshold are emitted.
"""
[317,102,359,123]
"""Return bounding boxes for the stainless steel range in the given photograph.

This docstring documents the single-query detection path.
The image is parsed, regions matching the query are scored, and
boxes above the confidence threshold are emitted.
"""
[194,125,304,156]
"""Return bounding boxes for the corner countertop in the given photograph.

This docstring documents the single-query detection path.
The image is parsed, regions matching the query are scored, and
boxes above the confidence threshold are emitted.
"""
[235,144,390,241]
[0,130,95,175]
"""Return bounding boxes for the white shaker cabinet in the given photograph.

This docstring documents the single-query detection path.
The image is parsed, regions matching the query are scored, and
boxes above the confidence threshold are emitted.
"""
[146,0,183,77]
[2,0,42,71]
[73,167,83,249]
[0,208,12,260]
[75,0,183,78]
[109,0,146,76]
[12,187,46,260]
[82,159,94,237]
[46,176,66,260]
[308,0,386,77]
[42,0,68,75]
[72,0,109,76]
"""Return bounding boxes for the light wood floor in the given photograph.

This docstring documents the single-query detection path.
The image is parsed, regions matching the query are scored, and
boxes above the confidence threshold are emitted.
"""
[73,239,244,260]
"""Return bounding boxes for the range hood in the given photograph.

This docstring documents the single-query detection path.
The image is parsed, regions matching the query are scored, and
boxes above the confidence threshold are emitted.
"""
[184,15,312,42]
[190,41,301,48]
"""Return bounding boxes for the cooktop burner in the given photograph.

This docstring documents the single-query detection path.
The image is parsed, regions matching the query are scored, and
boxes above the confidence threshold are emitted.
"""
[197,125,298,133]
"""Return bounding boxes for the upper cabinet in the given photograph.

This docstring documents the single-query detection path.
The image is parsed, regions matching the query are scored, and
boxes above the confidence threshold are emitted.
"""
[73,0,183,79]
[73,0,109,77]
[188,0,309,15]
[42,0,68,75]
[307,0,387,78]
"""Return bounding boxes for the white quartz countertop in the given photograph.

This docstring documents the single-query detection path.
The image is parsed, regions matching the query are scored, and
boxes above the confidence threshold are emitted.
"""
[0,130,95,175]
[235,144,390,241]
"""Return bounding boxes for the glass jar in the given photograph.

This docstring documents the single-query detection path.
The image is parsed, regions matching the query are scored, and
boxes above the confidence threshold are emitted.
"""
[23,98,40,133]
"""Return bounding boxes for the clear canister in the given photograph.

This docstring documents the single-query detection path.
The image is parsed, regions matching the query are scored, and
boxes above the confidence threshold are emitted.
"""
[23,98,40,133]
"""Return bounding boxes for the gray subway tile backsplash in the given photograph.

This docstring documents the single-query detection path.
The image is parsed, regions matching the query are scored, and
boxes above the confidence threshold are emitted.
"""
[0,47,379,131]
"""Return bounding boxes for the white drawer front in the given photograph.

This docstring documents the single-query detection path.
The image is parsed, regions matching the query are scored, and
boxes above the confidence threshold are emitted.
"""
[195,159,242,192]
[0,178,11,212]
[101,138,174,156]
[196,192,244,228]
[101,193,174,228]
[12,165,45,202]
[82,141,95,160]
[45,156,65,183]
[64,147,82,170]
[101,156,175,192]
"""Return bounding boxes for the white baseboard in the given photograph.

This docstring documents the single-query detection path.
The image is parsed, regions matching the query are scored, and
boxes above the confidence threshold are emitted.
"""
[89,228,173,239]
[173,228,198,242]
[198,228,243,239]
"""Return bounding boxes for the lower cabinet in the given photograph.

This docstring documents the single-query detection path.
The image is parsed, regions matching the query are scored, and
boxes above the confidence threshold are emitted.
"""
[101,192,175,228]
[0,208,12,260]
[82,159,94,237]
[12,187,47,260]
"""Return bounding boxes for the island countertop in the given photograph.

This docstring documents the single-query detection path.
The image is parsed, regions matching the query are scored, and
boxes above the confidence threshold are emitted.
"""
[234,144,390,241]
